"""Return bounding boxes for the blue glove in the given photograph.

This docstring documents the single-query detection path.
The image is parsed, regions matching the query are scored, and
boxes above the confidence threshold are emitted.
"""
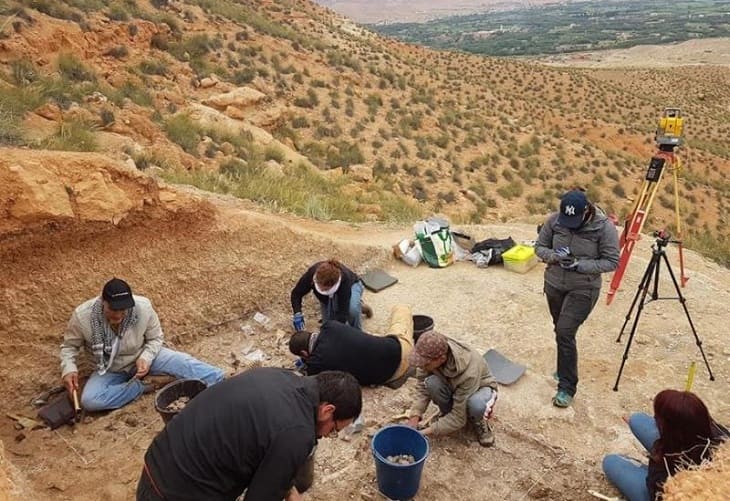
[555,246,571,258]
[292,312,305,331]
[559,256,579,271]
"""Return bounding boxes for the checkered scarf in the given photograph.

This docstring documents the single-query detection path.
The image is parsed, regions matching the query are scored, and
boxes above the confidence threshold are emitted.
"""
[89,297,137,374]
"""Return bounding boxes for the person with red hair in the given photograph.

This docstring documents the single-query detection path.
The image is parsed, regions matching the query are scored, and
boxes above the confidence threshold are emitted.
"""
[291,259,371,331]
[603,389,728,500]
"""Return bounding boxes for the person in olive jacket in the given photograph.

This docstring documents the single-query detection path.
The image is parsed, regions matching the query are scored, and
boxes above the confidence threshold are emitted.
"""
[535,190,619,408]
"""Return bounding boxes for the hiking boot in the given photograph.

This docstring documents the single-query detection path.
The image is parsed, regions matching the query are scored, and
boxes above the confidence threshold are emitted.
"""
[471,417,495,447]
[552,390,573,408]
[361,302,374,318]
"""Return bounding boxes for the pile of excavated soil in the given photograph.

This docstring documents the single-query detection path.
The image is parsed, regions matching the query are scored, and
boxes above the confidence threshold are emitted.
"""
[1,174,728,500]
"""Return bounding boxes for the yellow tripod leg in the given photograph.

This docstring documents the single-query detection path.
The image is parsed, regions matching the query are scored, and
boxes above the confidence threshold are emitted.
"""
[670,154,689,286]
[685,361,696,391]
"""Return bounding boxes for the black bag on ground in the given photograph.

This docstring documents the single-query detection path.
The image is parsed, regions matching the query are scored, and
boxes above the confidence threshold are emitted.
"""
[37,393,76,429]
[471,237,516,265]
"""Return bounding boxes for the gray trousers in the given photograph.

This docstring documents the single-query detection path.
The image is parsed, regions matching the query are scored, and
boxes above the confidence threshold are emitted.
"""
[544,283,600,397]
[425,375,496,421]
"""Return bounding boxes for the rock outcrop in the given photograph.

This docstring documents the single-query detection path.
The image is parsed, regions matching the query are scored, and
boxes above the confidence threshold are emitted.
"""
[0,149,199,237]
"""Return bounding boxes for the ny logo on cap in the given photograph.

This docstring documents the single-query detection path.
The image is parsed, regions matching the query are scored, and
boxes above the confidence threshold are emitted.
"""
[564,205,576,216]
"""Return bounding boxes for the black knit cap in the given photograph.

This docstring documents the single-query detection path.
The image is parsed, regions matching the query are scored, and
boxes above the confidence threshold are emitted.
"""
[102,278,135,310]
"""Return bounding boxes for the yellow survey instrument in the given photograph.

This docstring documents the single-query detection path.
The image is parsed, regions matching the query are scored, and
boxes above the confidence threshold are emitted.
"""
[655,107,684,147]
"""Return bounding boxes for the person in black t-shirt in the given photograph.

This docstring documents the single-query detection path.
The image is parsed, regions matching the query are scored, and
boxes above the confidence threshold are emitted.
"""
[137,368,361,501]
[289,304,413,387]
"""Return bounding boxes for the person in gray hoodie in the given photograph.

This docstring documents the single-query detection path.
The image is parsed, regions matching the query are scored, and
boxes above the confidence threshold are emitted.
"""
[535,190,619,408]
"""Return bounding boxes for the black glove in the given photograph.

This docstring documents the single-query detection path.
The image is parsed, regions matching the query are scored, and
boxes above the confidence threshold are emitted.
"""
[559,256,579,271]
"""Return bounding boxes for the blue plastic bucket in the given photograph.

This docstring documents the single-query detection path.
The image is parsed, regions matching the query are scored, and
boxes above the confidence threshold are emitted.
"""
[371,425,429,500]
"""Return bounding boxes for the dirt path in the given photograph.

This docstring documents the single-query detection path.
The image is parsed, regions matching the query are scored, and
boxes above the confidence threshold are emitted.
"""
[2,194,729,500]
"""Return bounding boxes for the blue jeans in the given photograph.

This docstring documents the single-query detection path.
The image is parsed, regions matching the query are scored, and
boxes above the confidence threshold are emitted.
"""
[319,281,364,329]
[81,347,225,411]
[602,413,658,501]
[424,375,497,423]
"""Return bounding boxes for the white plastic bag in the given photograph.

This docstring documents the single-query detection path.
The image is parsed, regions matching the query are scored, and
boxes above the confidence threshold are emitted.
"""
[394,238,422,267]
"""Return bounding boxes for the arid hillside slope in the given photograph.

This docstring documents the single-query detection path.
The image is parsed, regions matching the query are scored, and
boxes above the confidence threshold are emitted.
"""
[1,149,728,501]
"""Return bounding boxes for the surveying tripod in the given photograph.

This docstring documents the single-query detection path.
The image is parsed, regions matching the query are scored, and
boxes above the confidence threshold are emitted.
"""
[612,230,714,390]
[606,108,689,305]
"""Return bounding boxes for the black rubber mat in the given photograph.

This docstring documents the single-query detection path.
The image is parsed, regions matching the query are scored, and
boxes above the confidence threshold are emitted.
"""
[483,349,526,385]
[361,269,398,292]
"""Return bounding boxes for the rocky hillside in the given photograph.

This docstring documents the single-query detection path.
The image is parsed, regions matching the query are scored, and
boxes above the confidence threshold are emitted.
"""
[0,0,729,261]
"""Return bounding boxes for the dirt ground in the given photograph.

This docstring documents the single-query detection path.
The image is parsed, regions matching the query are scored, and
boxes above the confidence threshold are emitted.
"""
[1,191,729,500]
[532,37,730,67]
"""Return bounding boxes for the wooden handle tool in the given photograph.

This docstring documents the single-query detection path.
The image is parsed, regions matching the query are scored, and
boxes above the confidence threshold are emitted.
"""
[72,388,81,413]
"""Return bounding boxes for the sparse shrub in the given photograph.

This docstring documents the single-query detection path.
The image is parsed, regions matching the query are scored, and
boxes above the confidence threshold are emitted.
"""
[411,180,428,201]
[107,4,130,21]
[164,114,200,154]
[168,34,214,61]
[204,143,219,159]
[108,81,153,107]
[294,88,318,109]
[104,46,129,59]
[612,183,626,198]
[139,59,168,76]
[497,180,524,199]
[10,58,39,86]
[264,145,285,163]
[58,53,94,82]
[232,68,255,84]
[291,116,309,129]
[150,33,168,51]
[23,0,80,21]
[99,109,115,127]
[364,93,382,114]
[326,141,363,169]
[43,119,98,152]
[293,96,313,108]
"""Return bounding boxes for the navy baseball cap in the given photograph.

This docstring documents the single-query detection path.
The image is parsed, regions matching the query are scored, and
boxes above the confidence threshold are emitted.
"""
[102,278,135,310]
[558,191,589,229]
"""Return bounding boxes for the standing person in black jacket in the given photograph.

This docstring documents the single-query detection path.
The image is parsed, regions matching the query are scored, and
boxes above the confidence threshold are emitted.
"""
[289,304,414,388]
[291,259,372,331]
[137,368,362,501]
[535,189,619,408]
